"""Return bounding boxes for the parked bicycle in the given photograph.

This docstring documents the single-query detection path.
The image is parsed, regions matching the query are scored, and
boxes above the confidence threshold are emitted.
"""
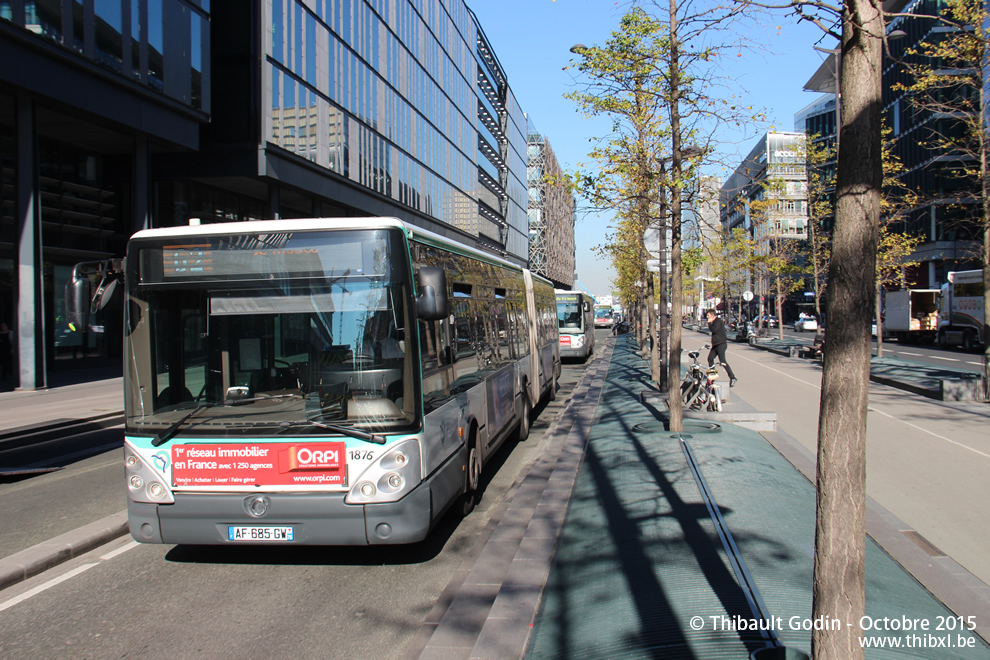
[680,348,724,412]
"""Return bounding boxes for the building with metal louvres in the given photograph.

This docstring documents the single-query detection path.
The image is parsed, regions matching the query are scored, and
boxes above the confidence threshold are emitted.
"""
[526,118,576,289]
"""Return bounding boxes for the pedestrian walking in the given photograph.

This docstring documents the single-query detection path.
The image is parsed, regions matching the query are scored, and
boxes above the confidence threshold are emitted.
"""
[0,321,13,381]
[705,310,737,387]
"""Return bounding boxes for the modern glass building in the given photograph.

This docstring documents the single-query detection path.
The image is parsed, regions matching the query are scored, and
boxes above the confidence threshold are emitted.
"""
[882,0,983,286]
[803,0,983,288]
[720,132,810,321]
[1,0,542,391]
[1,0,211,389]
[252,0,529,257]
[720,132,809,240]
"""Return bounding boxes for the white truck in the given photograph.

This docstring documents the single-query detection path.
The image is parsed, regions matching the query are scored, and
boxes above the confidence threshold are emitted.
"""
[884,289,940,344]
[937,269,986,351]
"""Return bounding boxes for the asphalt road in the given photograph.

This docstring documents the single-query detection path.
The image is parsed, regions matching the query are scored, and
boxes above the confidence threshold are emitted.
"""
[774,324,986,373]
[0,343,597,659]
[0,429,125,558]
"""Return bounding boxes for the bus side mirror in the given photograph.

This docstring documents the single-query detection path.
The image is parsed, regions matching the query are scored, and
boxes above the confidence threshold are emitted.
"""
[64,260,124,331]
[65,274,91,331]
[583,302,591,313]
[416,266,448,321]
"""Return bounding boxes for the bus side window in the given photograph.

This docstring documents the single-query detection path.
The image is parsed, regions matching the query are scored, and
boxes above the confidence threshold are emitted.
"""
[420,317,453,413]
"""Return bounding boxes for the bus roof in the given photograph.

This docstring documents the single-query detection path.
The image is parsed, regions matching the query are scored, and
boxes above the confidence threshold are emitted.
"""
[131,217,408,241]
[129,217,547,284]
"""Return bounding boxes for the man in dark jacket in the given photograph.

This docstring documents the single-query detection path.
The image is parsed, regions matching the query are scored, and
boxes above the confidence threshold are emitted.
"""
[705,310,737,387]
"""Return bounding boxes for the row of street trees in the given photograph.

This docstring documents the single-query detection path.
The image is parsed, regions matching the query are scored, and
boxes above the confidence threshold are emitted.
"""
[566,0,760,431]
[565,0,989,657]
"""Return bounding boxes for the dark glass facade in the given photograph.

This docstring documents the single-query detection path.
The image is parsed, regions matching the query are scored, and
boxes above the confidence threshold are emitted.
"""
[262,0,529,260]
[2,0,544,390]
[879,0,979,285]
[1,0,210,388]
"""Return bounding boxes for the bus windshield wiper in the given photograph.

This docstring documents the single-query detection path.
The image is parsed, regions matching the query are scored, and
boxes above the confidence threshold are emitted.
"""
[151,403,215,447]
[279,419,387,445]
[150,393,304,447]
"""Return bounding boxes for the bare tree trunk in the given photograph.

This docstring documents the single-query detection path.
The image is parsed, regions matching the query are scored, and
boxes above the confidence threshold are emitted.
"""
[659,228,670,393]
[666,0,684,433]
[648,273,661,384]
[980,98,990,401]
[638,287,650,351]
[776,276,784,341]
[875,282,884,359]
[812,0,883,657]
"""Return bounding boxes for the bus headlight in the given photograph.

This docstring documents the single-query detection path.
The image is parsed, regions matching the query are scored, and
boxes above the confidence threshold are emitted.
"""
[124,443,175,505]
[571,335,585,347]
[345,439,421,505]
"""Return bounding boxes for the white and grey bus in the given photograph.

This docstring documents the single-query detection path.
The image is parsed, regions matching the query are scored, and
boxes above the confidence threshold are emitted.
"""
[556,291,595,360]
[90,218,559,545]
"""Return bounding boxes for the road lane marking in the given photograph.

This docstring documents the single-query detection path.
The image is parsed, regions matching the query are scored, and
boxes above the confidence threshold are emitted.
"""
[899,352,922,356]
[868,407,990,461]
[930,356,961,362]
[100,540,139,561]
[0,541,140,613]
[0,563,98,613]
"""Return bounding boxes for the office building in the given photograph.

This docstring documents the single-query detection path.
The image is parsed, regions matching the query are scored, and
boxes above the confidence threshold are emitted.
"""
[2,0,544,390]
[804,0,983,288]
[526,116,575,289]
[720,132,809,319]
[720,132,809,240]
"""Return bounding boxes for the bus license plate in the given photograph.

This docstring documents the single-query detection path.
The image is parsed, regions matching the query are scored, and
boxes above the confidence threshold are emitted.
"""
[228,526,294,542]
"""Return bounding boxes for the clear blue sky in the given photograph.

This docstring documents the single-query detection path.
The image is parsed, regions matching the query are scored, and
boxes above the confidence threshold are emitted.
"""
[468,0,835,299]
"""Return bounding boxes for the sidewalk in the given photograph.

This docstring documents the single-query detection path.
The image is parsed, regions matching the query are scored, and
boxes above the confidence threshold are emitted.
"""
[0,372,124,439]
[526,335,988,658]
[411,334,990,659]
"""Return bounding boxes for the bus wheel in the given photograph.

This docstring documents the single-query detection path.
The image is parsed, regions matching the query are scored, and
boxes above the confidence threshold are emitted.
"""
[462,433,481,515]
[517,396,531,441]
[549,375,557,401]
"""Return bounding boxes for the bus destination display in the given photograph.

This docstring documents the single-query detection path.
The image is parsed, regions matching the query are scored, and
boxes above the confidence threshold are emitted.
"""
[164,245,214,277]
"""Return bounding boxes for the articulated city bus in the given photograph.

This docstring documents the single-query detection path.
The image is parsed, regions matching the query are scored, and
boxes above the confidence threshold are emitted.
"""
[97,218,559,545]
[556,291,595,360]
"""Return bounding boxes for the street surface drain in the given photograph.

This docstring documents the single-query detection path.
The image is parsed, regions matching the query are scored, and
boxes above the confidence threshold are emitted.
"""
[902,530,946,557]
[631,421,721,435]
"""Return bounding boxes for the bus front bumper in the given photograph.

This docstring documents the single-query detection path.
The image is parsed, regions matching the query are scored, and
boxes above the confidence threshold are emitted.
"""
[128,482,434,546]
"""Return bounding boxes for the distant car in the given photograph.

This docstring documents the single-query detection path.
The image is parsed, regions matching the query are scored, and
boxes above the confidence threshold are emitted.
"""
[794,317,818,332]
[758,315,778,328]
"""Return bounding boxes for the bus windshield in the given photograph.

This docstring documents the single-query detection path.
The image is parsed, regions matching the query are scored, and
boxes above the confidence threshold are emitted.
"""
[557,300,584,333]
[124,229,417,437]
